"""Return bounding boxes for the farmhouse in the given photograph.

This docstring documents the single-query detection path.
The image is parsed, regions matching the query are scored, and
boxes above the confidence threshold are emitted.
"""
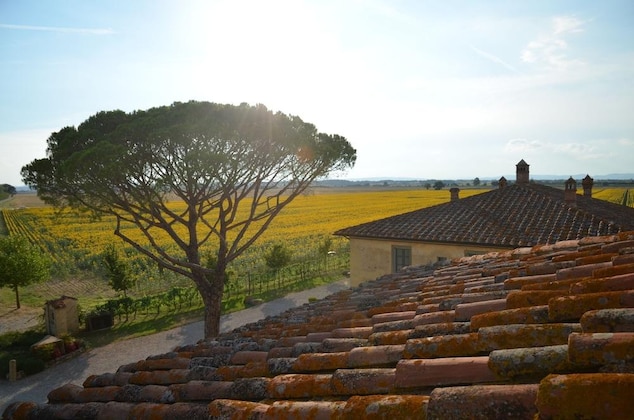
[335,160,634,286]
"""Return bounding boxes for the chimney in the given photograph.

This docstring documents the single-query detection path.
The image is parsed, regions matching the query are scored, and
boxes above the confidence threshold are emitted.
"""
[582,174,594,197]
[565,177,577,207]
[498,176,507,189]
[516,159,529,185]
[450,187,460,201]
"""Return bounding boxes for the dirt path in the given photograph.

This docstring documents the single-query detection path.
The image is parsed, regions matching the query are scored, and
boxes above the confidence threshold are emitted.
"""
[0,279,350,413]
[0,306,42,335]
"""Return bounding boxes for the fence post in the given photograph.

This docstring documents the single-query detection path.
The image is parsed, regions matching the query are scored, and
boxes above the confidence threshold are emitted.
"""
[9,359,17,381]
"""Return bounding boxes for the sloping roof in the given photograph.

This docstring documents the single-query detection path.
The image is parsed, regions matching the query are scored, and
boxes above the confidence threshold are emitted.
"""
[4,231,634,419]
[334,183,634,248]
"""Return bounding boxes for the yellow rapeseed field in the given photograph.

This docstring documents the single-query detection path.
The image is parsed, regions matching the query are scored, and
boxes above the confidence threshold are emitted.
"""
[1,188,487,275]
[2,186,630,281]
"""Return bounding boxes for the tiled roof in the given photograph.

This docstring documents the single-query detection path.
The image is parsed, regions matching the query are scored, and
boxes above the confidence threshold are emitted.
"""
[334,183,634,247]
[4,231,634,419]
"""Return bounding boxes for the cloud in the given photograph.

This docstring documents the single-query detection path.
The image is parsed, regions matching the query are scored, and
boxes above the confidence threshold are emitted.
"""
[552,142,598,159]
[521,15,586,71]
[0,23,114,35]
[505,138,614,162]
[552,16,585,35]
[505,138,544,153]
[470,45,519,73]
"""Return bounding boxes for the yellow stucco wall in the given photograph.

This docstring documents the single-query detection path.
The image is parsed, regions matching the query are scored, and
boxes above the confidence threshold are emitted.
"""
[348,237,507,286]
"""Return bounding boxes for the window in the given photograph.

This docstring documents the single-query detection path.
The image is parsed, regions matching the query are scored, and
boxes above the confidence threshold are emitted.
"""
[393,246,411,272]
[465,250,486,257]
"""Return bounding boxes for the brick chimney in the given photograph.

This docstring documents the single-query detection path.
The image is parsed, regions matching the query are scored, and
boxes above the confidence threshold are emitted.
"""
[516,159,529,185]
[582,174,594,197]
[565,177,577,207]
[450,187,460,201]
[498,177,507,189]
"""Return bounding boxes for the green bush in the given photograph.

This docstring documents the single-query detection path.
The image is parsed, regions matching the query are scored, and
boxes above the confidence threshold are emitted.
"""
[0,330,46,349]
[0,353,46,377]
[0,352,12,377]
[19,356,46,375]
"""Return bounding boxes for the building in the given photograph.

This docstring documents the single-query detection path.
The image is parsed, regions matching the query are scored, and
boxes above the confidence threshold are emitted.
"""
[44,295,80,336]
[335,160,634,286]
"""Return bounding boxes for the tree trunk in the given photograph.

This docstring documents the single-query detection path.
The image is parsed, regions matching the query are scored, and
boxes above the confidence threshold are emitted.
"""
[194,270,225,339]
[14,285,21,309]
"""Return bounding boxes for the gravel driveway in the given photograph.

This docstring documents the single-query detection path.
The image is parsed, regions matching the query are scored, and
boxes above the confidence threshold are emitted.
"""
[0,279,350,412]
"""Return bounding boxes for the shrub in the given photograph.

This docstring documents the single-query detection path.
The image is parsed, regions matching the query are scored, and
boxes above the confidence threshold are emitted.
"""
[18,356,46,375]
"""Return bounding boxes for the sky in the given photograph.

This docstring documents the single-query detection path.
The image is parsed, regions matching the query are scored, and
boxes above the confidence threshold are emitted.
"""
[1,0,633,186]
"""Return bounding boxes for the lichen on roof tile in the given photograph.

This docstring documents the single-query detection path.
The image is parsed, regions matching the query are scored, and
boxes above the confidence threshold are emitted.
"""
[5,230,634,420]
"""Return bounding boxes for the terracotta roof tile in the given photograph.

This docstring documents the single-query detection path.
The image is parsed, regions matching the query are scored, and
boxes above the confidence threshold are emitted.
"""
[505,289,570,308]
[427,384,539,420]
[320,337,368,352]
[548,290,634,321]
[477,323,581,351]
[128,402,210,419]
[488,345,574,379]
[579,308,634,332]
[404,332,482,359]
[342,395,429,419]
[536,373,634,419]
[267,373,333,399]
[266,400,347,418]
[454,298,507,321]
[292,352,348,372]
[413,310,456,326]
[371,310,416,324]
[567,332,634,367]
[395,357,497,388]
[6,230,634,419]
[347,345,405,368]
[208,399,269,419]
[332,368,396,395]
[504,273,557,289]
[167,380,233,402]
[331,326,373,339]
[470,305,550,330]
[570,272,634,294]
[411,321,472,338]
[368,329,413,345]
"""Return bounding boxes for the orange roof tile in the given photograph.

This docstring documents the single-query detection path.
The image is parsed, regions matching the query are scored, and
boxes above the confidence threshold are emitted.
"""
[4,231,634,419]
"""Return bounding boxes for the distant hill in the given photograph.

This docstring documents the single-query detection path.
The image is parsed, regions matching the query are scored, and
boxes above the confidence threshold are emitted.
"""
[9,173,634,192]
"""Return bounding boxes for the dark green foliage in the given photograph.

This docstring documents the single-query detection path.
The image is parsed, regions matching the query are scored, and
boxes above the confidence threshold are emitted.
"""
[317,235,333,259]
[102,244,134,298]
[20,356,46,375]
[264,243,293,271]
[1,184,16,196]
[0,329,47,377]
[0,235,50,308]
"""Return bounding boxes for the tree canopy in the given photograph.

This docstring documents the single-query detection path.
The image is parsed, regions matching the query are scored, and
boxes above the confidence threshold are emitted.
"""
[1,184,16,198]
[0,235,50,308]
[21,101,356,337]
[102,244,134,298]
[264,243,293,272]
